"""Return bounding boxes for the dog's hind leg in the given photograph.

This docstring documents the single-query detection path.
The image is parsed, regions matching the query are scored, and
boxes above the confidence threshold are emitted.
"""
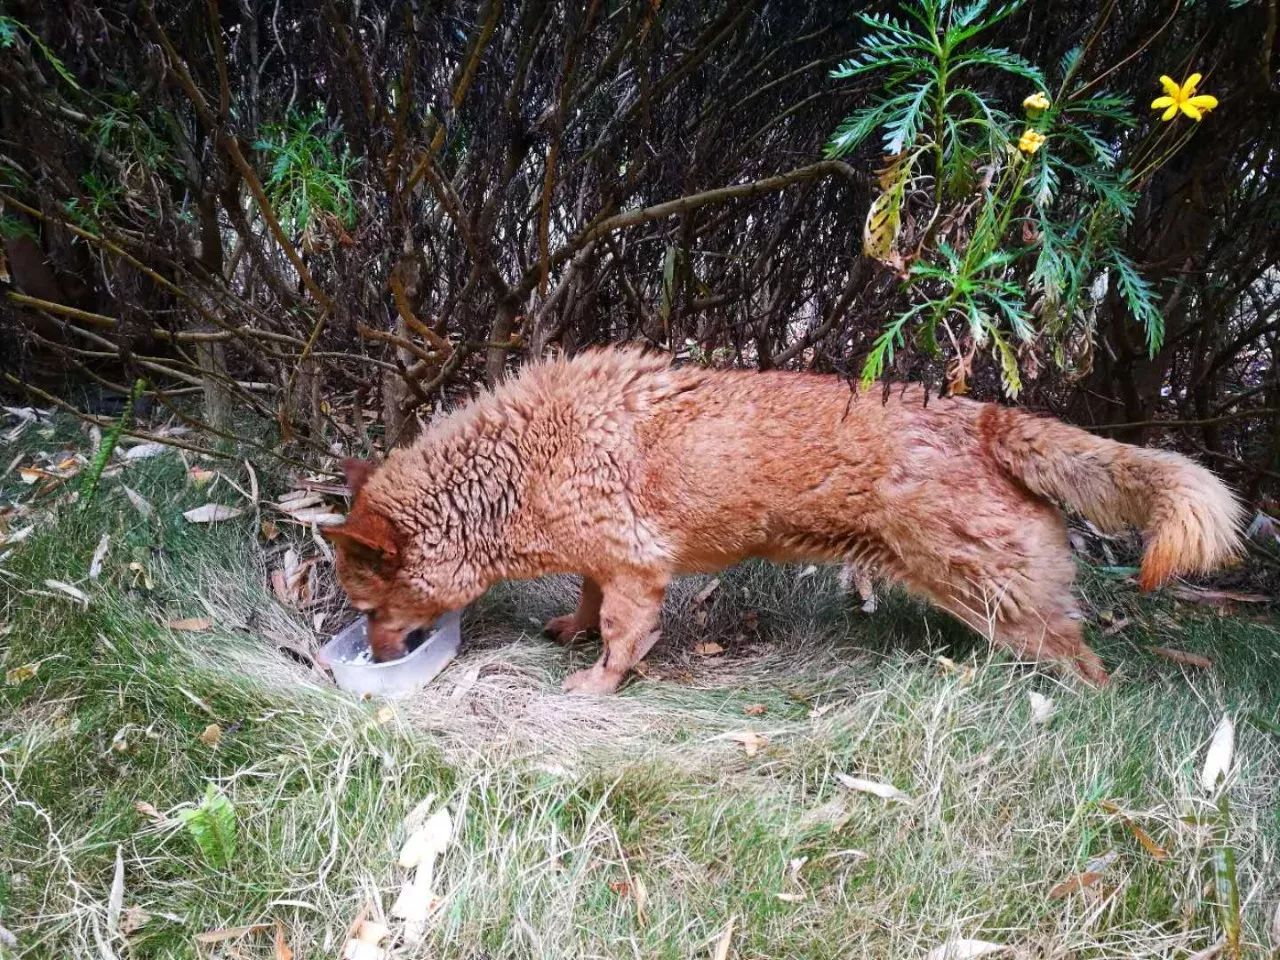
[562,570,668,695]
[545,577,603,645]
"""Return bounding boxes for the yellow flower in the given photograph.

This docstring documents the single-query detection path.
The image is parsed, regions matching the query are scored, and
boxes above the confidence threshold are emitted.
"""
[1151,73,1219,121]
[1023,91,1050,112]
[1017,129,1046,154]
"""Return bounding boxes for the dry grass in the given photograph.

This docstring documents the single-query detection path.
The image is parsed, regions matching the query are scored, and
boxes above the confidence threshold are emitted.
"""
[2,435,1279,959]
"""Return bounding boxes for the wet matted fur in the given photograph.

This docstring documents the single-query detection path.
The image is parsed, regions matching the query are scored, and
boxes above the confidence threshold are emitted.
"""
[325,348,1243,694]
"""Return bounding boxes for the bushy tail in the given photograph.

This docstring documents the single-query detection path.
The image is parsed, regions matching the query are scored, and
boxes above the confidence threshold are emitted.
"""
[981,406,1244,590]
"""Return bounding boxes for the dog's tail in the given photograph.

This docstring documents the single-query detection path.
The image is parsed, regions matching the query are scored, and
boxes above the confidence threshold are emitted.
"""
[981,406,1244,590]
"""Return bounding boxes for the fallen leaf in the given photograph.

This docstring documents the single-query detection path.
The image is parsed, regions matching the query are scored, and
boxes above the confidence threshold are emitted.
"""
[123,442,167,461]
[609,880,632,897]
[373,706,395,725]
[188,467,216,487]
[1098,802,1169,860]
[774,892,805,902]
[260,519,280,541]
[1028,691,1056,725]
[925,939,1011,960]
[743,703,767,716]
[120,906,151,936]
[1148,646,1213,670]
[398,808,453,868]
[835,773,911,802]
[692,641,725,657]
[183,503,247,524]
[797,565,818,580]
[1048,871,1102,899]
[122,485,153,518]
[134,801,167,824]
[106,845,124,937]
[692,578,721,605]
[712,915,735,960]
[1200,713,1234,792]
[18,467,45,484]
[1102,616,1132,636]
[5,662,38,685]
[631,874,648,924]
[282,507,344,526]
[127,561,154,590]
[194,923,271,944]
[1169,585,1269,606]
[728,731,768,757]
[274,921,294,960]
[199,723,222,746]
[43,579,89,606]
[89,533,110,580]
[168,617,212,632]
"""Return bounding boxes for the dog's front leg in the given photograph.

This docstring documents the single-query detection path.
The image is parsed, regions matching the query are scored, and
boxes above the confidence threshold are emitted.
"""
[561,571,667,695]
[544,577,603,645]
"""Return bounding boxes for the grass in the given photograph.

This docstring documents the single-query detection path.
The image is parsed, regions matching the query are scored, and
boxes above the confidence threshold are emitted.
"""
[1,414,1279,959]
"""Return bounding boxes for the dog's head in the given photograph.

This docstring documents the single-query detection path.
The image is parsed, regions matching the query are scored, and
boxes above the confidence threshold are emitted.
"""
[323,458,473,662]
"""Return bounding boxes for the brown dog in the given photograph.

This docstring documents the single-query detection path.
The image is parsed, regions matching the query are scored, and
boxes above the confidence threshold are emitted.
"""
[325,348,1242,694]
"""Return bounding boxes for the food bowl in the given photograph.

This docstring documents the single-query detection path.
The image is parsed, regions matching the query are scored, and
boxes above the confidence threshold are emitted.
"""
[318,610,462,699]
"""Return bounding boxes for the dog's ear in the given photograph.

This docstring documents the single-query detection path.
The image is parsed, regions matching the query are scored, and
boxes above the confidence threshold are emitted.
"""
[323,510,400,563]
[342,457,377,496]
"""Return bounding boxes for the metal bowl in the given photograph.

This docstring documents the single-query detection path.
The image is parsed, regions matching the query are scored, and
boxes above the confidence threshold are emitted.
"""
[317,610,462,699]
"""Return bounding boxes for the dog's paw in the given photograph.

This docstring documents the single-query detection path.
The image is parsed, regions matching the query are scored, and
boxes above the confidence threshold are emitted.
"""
[544,614,593,646]
[561,665,622,695]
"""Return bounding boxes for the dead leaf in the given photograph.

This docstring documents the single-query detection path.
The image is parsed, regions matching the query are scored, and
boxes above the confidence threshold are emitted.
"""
[1098,801,1170,860]
[5,662,38,685]
[1028,691,1056,725]
[198,723,222,746]
[609,880,632,897]
[835,773,911,802]
[282,507,344,526]
[692,578,721,605]
[373,706,395,725]
[925,939,1011,960]
[120,906,151,936]
[260,519,280,541]
[1148,646,1213,670]
[123,442,167,461]
[797,565,818,580]
[1200,713,1234,792]
[728,731,768,757]
[632,874,648,924]
[134,801,167,824]
[89,533,110,580]
[743,704,767,716]
[274,922,294,960]
[168,617,212,632]
[712,915,735,960]
[194,923,271,944]
[188,467,216,487]
[127,561,154,590]
[106,845,124,938]
[18,467,43,484]
[1048,870,1103,899]
[774,892,805,902]
[183,503,247,524]
[692,641,725,657]
[122,485,153,518]
[43,579,89,606]
[1169,585,1269,606]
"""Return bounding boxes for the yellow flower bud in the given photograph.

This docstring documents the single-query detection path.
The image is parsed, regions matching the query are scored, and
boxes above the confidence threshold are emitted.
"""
[1017,129,1046,154]
[1023,91,1051,112]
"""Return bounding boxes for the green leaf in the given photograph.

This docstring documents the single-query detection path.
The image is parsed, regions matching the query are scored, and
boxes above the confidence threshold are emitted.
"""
[177,785,238,871]
[1108,247,1164,355]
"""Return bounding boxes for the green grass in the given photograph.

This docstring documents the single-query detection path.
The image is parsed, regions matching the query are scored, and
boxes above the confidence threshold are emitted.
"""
[2,416,1279,959]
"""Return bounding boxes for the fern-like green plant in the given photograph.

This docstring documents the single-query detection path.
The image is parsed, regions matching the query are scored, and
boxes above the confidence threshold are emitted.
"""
[826,0,1176,394]
[178,785,238,871]
[254,106,358,237]
[80,378,144,507]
